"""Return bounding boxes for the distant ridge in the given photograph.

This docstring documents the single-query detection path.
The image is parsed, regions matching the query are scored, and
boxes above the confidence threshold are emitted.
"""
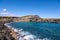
[0,15,60,22]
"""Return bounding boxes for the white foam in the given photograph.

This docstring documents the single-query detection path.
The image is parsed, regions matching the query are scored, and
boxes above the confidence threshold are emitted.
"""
[33,38,50,40]
[4,22,13,28]
[13,28,18,32]
[4,22,50,40]
[18,29,50,40]
[23,34,36,40]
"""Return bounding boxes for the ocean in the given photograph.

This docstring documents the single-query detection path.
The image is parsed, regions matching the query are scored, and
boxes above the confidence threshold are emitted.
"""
[7,22,60,40]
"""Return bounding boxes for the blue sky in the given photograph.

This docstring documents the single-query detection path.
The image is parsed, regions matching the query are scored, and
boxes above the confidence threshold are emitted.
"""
[0,0,60,18]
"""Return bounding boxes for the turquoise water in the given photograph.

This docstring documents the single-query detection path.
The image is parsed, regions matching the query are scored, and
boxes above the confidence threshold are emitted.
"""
[9,22,60,40]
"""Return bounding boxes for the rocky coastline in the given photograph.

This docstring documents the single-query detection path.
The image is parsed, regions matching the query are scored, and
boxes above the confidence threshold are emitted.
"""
[0,21,18,40]
[0,15,60,40]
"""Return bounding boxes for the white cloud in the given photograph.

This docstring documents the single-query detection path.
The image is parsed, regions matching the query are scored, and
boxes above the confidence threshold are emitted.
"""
[3,9,7,12]
[0,9,15,16]
[0,12,15,16]
[0,12,8,14]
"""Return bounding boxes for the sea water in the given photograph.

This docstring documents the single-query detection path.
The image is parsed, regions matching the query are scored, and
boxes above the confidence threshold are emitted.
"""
[7,22,60,40]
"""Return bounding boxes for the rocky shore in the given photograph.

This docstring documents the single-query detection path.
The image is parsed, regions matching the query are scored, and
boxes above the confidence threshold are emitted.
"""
[0,21,18,40]
[0,15,60,40]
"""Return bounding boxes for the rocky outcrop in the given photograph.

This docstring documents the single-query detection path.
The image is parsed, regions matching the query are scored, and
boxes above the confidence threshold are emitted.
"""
[13,15,42,22]
[0,21,17,40]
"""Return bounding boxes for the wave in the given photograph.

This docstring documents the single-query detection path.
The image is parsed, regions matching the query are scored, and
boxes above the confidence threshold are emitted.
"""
[17,29,50,40]
[4,22,51,40]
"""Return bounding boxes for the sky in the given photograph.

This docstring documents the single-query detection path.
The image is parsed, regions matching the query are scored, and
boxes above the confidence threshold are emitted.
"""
[0,0,60,18]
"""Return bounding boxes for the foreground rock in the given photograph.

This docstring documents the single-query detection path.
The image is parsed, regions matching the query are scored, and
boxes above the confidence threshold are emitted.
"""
[0,21,17,40]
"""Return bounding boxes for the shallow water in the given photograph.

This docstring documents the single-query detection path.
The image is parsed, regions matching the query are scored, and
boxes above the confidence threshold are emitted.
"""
[8,22,60,40]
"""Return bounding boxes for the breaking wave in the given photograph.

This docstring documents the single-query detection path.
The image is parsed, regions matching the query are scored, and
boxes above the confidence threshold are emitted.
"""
[4,23,50,40]
[5,22,60,40]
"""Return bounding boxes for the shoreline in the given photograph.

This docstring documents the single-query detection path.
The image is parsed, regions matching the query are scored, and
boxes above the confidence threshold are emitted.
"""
[2,21,60,40]
[0,21,17,40]
[4,22,40,40]
[4,22,50,40]
[4,22,19,40]
[4,22,29,40]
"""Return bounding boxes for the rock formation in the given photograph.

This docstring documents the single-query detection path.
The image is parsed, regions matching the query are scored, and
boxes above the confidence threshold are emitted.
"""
[13,15,42,22]
[0,21,17,40]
